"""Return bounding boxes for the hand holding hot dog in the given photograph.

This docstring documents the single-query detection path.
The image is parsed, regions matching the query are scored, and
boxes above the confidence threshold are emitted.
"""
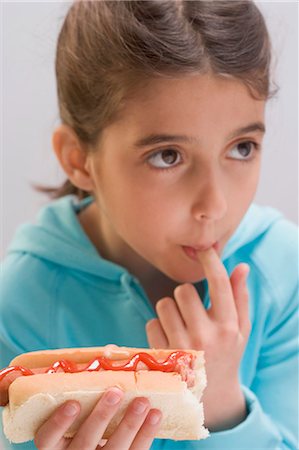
[146,247,250,431]
[1,346,208,442]
[34,388,162,450]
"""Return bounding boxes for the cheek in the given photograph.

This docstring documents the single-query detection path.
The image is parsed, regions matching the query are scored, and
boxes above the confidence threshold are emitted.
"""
[229,164,261,224]
[94,169,173,237]
[126,190,177,239]
[114,167,179,219]
[241,163,261,203]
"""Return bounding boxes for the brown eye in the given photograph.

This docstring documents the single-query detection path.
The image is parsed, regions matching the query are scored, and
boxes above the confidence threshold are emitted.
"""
[161,149,179,164]
[147,149,182,169]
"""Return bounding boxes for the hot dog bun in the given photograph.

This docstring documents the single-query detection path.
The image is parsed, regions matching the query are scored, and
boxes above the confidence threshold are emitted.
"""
[2,345,209,443]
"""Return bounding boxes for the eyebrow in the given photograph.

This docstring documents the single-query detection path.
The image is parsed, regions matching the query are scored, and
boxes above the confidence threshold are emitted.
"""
[133,122,266,148]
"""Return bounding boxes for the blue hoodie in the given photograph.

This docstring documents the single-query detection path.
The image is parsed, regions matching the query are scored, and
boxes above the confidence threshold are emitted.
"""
[0,196,298,450]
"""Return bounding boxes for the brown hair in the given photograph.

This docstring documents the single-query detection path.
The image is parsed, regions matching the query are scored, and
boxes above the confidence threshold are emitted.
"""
[40,0,276,200]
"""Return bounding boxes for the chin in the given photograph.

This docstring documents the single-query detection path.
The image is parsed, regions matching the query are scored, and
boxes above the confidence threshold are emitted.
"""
[177,275,205,284]
[164,267,206,285]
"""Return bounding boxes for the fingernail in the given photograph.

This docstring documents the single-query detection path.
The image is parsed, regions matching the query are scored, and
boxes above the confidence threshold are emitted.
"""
[105,387,123,405]
[133,400,147,414]
[63,402,79,417]
[149,411,162,425]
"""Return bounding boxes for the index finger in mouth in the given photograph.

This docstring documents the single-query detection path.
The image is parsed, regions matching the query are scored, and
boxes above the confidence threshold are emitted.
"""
[196,248,237,322]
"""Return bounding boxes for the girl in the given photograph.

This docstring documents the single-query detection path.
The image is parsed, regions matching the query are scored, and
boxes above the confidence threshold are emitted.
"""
[0,1,298,449]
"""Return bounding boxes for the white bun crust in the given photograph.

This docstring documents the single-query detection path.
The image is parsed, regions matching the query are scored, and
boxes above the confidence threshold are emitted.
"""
[3,346,209,443]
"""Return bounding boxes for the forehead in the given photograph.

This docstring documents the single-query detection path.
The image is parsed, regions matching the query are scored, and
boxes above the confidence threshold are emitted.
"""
[128,73,262,121]
[101,73,265,147]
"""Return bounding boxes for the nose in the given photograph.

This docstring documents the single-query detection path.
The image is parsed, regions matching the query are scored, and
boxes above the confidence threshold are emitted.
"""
[190,171,228,222]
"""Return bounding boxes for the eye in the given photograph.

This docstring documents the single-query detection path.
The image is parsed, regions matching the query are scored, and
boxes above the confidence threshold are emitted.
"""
[229,141,260,162]
[147,149,182,169]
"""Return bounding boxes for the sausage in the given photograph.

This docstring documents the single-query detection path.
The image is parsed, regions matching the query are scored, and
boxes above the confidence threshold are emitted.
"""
[0,367,44,407]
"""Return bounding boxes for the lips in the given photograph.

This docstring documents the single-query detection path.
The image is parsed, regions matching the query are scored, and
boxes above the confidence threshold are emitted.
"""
[190,243,217,252]
[182,242,219,260]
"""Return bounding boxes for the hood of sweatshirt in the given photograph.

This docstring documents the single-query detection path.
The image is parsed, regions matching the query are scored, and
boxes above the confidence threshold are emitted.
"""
[7,196,283,281]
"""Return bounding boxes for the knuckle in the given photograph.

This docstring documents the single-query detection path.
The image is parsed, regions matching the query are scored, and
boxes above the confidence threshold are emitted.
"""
[190,335,203,349]
[92,406,114,423]
[139,426,156,440]
[170,329,184,341]
[200,338,213,353]
[215,273,230,287]
[121,399,150,431]
[219,322,239,337]
[123,416,140,432]
[34,412,64,448]
[90,402,115,423]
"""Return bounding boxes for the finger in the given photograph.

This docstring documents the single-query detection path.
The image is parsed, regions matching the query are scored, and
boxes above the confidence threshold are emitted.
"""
[146,318,169,348]
[104,397,151,449]
[155,297,189,348]
[34,401,80,450]
[68,387,123,450]
[196,248,237,323]
[130,409,163,450]
[230,264,251,336]
[173,283,210,332]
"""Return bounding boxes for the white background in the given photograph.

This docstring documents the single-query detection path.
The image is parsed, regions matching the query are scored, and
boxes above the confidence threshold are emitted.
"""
[1,1,298,259]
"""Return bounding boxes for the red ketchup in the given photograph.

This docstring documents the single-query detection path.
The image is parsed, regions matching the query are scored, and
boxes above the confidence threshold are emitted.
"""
[0,366,34,381]
[0,351,193,381]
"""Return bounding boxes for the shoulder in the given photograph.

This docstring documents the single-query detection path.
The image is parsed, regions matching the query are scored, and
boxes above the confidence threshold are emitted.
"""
[0,252,64,357]
[1,252,63,300]
[249,215,298,299]
[226,205,298,312]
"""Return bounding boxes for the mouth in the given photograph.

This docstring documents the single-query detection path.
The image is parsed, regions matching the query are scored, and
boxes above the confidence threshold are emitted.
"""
[182,242,219,261]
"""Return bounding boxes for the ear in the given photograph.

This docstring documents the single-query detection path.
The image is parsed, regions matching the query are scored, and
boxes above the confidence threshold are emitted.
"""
[52,125,94,192]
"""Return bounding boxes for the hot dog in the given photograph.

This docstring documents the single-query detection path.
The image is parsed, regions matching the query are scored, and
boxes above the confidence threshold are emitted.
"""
[0,344,209,443]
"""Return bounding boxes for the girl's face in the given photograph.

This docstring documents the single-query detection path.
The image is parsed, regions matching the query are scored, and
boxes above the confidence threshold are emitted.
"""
[87,74,265,283]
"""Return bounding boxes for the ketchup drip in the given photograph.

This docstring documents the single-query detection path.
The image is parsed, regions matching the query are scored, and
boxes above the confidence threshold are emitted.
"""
[0,351,193,382]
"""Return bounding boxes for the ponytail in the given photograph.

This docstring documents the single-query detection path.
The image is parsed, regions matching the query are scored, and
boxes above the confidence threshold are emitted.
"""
[34,179,90,200]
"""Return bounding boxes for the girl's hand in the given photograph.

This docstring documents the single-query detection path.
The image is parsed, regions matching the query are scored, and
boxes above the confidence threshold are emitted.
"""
[34,387,162,450]
[146,247,251,432]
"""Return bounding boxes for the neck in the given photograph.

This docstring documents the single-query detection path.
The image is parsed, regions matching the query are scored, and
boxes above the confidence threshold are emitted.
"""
[78,201,179,303]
